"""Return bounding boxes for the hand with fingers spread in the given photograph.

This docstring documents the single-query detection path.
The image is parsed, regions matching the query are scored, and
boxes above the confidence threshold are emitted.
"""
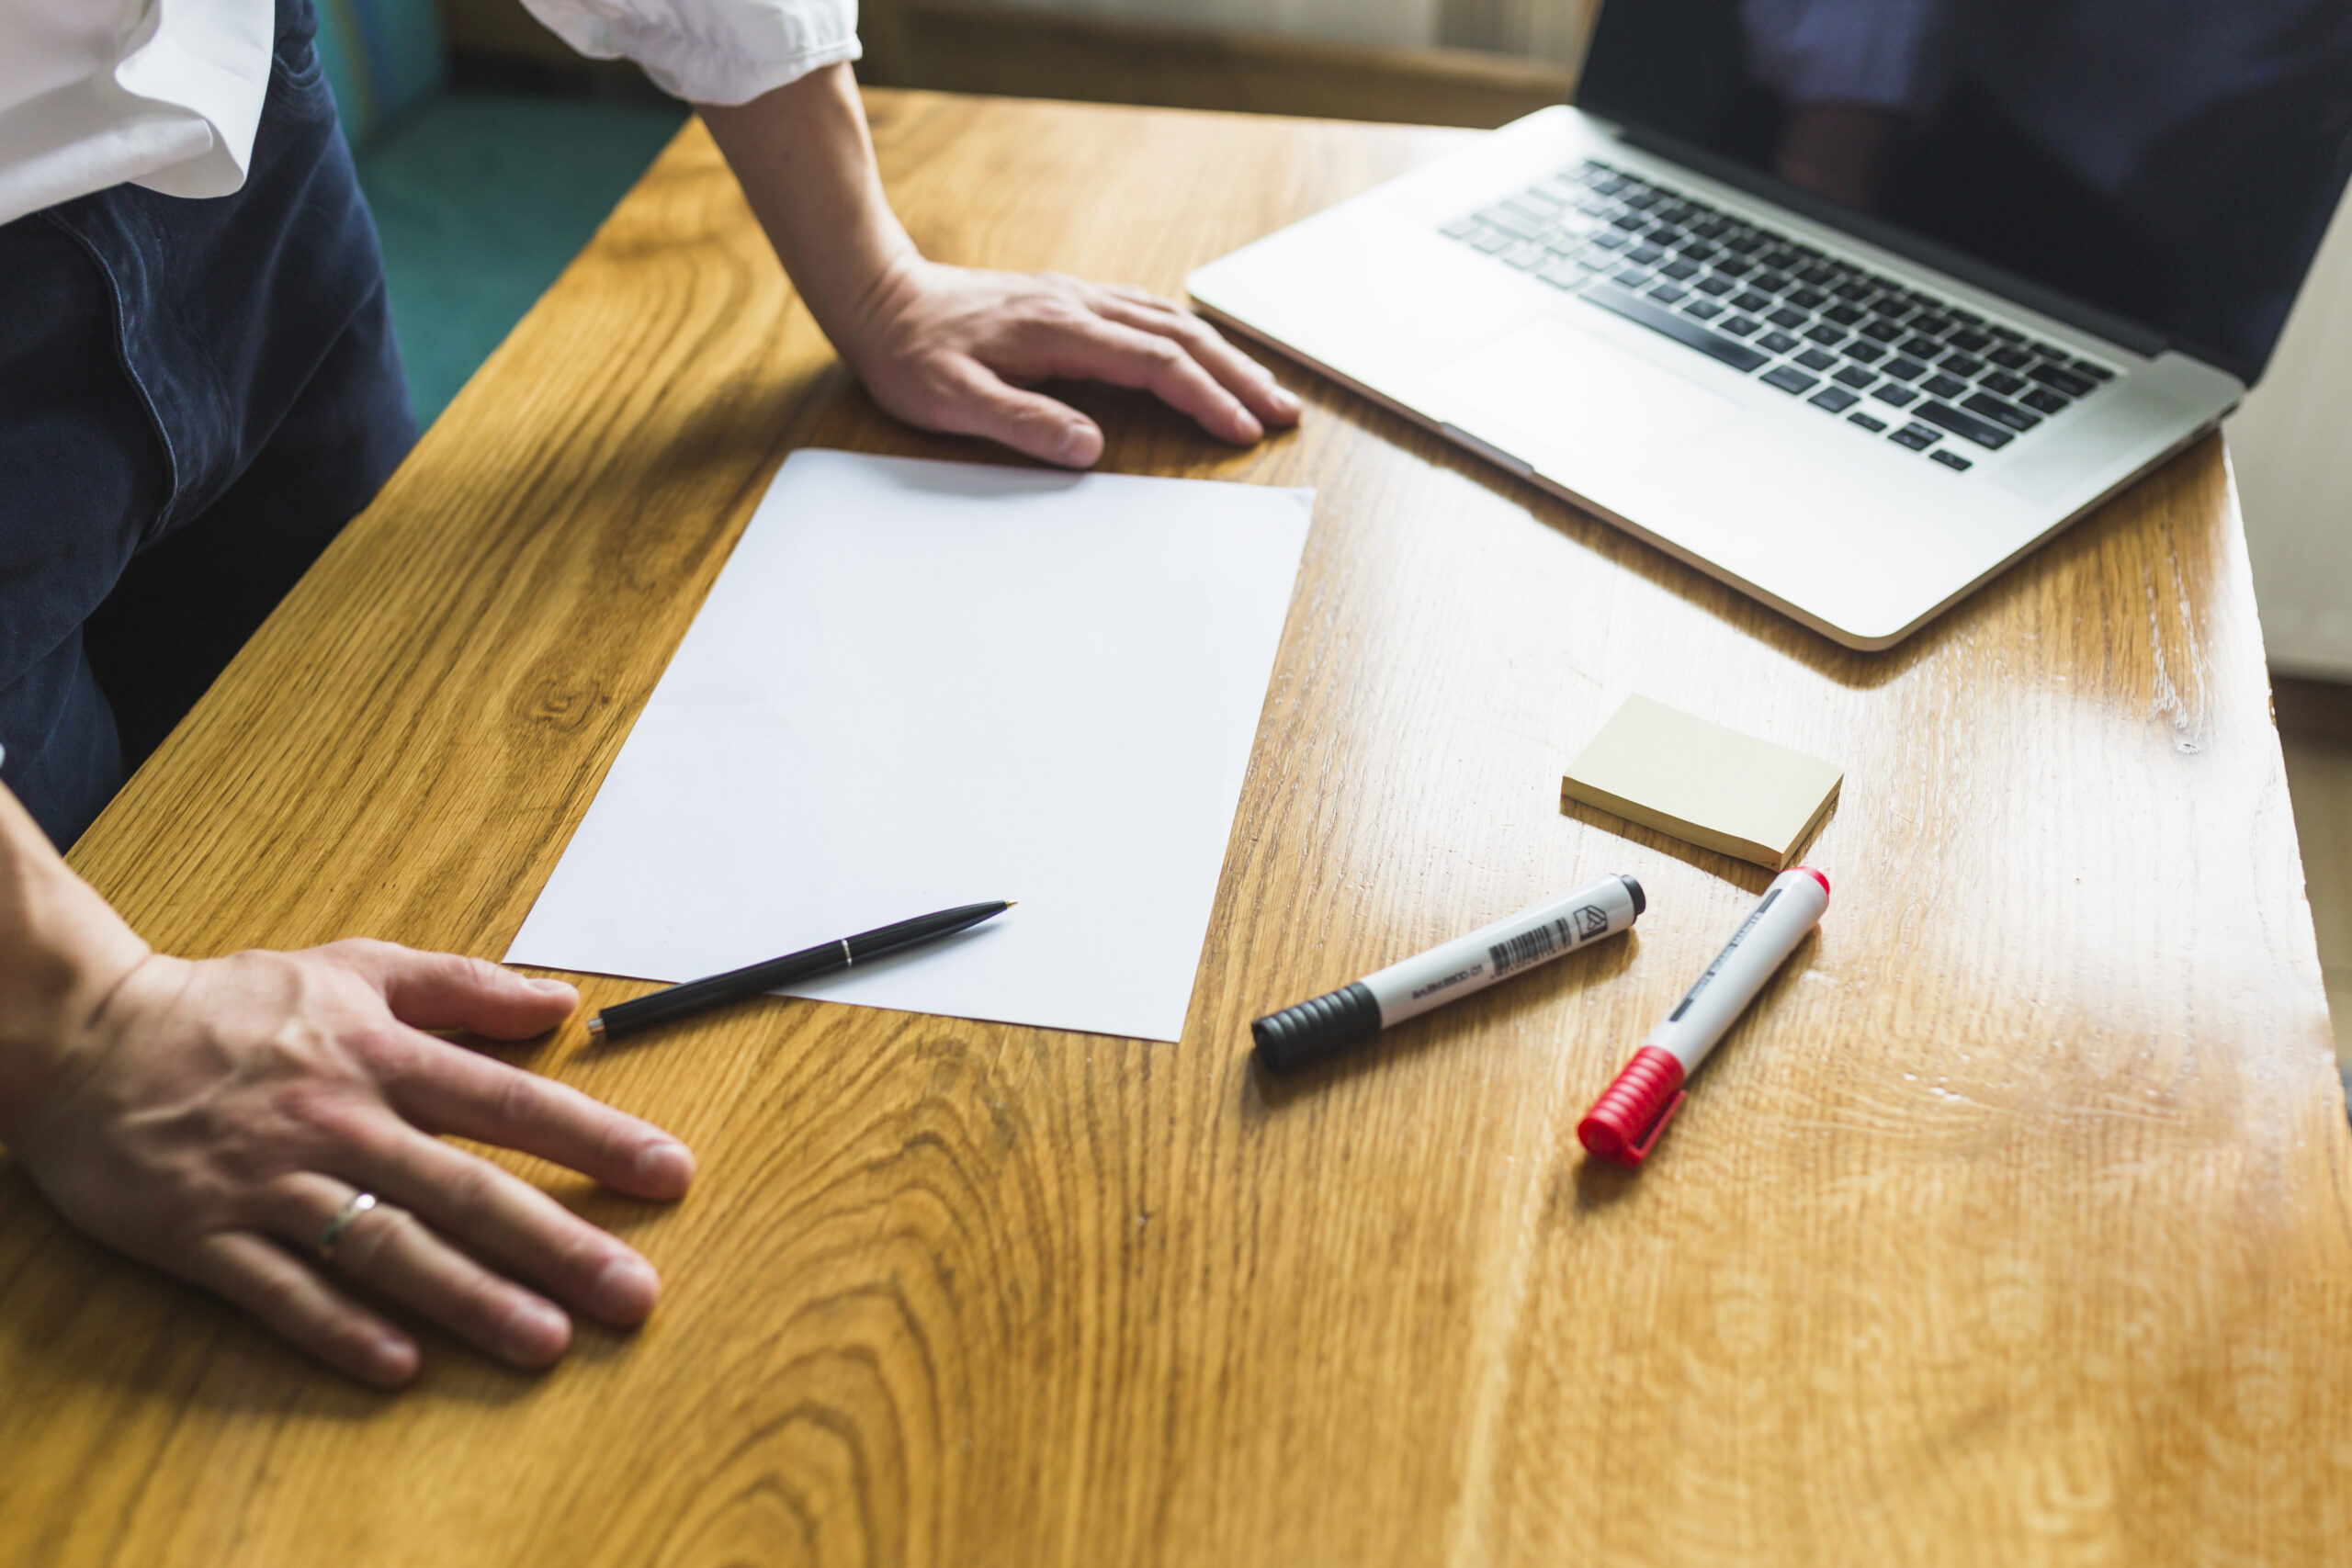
[696,63,1302,468]
[831,263,1299,468]
[0,785,690,1386]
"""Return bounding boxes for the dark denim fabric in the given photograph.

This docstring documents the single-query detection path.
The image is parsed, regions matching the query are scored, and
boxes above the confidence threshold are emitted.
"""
[0,0,415,848]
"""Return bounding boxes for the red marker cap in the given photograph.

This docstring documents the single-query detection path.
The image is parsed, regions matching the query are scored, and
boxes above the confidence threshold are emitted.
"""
[1577,1045,1687,1165]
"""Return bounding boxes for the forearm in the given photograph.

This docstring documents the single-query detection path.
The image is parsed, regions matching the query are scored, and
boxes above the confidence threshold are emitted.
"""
[697,62,918,369]
[0,783,149,1141]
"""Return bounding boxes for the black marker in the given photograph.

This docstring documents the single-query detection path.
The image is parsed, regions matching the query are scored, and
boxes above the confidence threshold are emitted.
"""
[1251,874,1644,1072]
[588,901,1013,1040]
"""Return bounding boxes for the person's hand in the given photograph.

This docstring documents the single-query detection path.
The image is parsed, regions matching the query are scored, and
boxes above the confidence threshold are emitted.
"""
[836,260,1303,468]
[695,65,1304,468]
[1,938,692,1387]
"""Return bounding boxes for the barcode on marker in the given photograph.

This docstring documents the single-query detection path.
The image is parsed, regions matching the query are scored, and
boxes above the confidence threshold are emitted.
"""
[1489,917,1571,977]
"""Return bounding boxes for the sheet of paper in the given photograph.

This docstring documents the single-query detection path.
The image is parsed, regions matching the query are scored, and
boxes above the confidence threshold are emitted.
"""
[1561,694,1842,870]
[506,449,1313,1043]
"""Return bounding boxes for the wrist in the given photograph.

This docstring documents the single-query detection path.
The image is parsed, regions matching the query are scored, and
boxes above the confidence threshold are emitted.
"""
[826,245,931,382]
[0,828,151,1145]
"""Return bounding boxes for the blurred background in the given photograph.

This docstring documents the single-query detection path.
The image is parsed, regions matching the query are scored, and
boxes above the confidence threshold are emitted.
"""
[325,0,2351,1068]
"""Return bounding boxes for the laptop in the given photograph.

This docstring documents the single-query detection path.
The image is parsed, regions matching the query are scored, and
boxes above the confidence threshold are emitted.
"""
[1187,0,2352,649]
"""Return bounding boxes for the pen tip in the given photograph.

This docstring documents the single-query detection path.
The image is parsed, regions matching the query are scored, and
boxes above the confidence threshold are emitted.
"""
[1004,899,1018,908]
[585,1015,605,1035]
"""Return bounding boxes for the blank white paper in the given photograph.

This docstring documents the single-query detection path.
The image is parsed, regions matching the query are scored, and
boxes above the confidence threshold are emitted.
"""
[505,449,1313,1043]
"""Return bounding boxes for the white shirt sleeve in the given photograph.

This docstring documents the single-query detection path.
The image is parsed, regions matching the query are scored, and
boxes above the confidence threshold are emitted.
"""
[517,0,859,107]
[0,0,272,226]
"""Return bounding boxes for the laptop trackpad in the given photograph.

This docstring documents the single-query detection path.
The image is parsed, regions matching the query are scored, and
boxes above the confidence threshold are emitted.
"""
[1426,314,1739,479]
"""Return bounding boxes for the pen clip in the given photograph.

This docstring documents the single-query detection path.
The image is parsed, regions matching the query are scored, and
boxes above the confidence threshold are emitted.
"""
[1623,1087,1686,1162]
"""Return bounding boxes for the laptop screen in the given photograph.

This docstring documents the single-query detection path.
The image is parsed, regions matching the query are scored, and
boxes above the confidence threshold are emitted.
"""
[1575,0,2352,382]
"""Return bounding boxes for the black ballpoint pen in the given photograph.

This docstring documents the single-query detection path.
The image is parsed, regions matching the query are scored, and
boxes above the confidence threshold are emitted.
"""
[586,900,1015,1040]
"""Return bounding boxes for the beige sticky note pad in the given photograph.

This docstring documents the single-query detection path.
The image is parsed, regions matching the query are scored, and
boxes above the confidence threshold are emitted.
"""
[1562,694,1842,870]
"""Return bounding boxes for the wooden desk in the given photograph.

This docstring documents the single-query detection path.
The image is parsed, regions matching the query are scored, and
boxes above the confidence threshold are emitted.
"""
[5,92,2348,1566]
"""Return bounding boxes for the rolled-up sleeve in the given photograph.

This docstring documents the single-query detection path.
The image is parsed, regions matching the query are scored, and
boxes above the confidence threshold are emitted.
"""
[518,0,858,106]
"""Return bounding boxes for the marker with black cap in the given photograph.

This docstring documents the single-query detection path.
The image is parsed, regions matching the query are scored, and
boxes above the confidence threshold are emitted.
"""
[1251,874,1645,1072]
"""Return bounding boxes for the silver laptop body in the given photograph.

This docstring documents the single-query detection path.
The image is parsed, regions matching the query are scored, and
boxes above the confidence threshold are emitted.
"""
[1189,6,2350,649]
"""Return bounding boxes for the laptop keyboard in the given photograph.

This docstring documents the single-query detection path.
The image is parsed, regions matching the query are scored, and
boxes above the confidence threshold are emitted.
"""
[1440,159,2116,473]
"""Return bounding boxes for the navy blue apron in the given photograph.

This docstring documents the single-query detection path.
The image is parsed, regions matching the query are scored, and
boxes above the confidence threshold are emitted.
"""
[0,0,414,848]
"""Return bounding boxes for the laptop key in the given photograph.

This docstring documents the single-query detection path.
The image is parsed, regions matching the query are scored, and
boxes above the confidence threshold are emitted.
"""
[1890,423,1941,450]
[1649,284,1689,304]
[1480,208,1549,242]
[1883,357,1928,382]
[1788,287,1829,310]
[1804,324,1846,346]
[1504,243,1551,270]
[1946,331,1992,355]
[1921,374,1969,400]
[2029,362,2098,398]
[1960,390,2043,432]
[1758,331,1802,354]
[1766,307,1809,329]
[1695,275,1735,297]
[1809,387,1860,413]
[1860,320,1905,343]
[1833,365,1876,389]
[2021,388,2072,415]
[1929,448,1973,471]
[1472,230,1515,254]
[1683,299,1725,320]
[1659,260,1701,280]
[1615,268,1657,290]
[1915,400,2015,449]
[1761,366,1821,395]
[1579,284,1771,372]
[1845,341,1888,364]
[1824,303,1864,325]
[1987,345,2030,370]
[1900,334,1941,358]
[1871,384,1920,409]
[1849,412,1890,433]
[1731,289,1771,311]
[2074,359,2117,382]
[1981,370,2027,396]
[1442,217,1484,240]
[1720,315,1762,337]
[1939,353,1986,378]
[1626,244,1665,265]
[1796,347,1838,371]
[1535,262,1586,290]
[1756,272,1795,295]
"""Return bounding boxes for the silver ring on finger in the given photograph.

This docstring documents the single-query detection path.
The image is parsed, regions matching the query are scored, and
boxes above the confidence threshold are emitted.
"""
[317,1190,379,1260]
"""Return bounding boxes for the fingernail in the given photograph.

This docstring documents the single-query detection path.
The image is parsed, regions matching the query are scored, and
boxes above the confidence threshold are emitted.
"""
[502,1298,571,1364]
[635,1140,695,1194]
[591,1256,660,1322]
[1271,386,1302,417]
[1234,410,1265,442]
[528,977,574,998]
[368,1333,418,1384]
[1057,424,1098,465]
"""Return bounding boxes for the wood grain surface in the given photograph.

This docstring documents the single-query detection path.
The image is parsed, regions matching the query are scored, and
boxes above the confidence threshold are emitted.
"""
[5,92,2349,1567]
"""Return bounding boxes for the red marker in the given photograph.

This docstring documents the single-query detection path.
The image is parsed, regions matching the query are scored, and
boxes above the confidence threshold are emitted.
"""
[1578,867,1829,1165]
